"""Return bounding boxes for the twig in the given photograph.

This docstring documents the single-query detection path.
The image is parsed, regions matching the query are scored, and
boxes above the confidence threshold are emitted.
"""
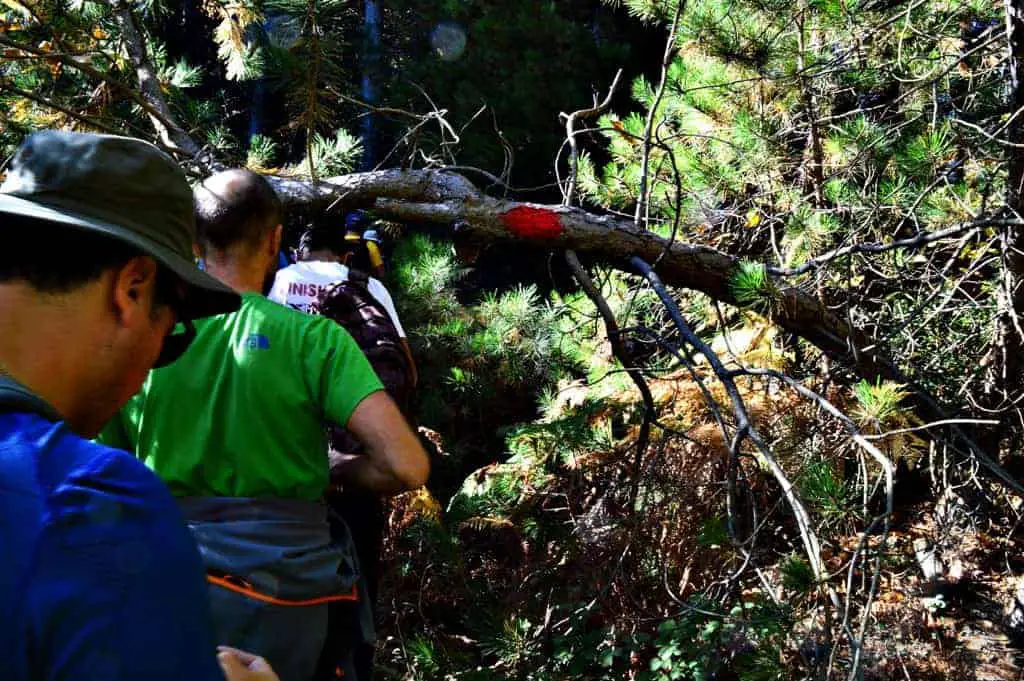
[560,68,623,206]
[629,257,832,591]
[564,251,655,506]
[862,418,1001,440]
[635,0,685,229]
[768,217,1012,277]
[0,80,121,134]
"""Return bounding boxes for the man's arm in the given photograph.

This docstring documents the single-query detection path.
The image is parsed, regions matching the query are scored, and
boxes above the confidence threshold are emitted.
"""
[310,317,429,494]
[400,338,419,388]
[332,390,429,494]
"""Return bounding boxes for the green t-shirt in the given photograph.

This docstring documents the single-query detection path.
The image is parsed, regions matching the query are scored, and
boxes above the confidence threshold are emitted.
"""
[99,293,383,501]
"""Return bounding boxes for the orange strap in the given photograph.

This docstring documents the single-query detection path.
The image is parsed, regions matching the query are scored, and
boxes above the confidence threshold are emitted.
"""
[207,573,358,607]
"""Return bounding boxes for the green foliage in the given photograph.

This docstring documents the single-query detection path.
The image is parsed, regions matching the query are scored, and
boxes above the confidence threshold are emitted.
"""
[779,555,815,594]
[448,463,528,524]
[783,204,840,266]
[729,261,776,310]
[697,516,730,547]
[289,129,361,178]
[851,379,911,427]
[481,617,542,669]
[204,124,238,154]
[213,4,265,81]
[389,234,582,462]
[579,0,1007,415]
[645,600,787,681]
[246,134,278,170]
[797,459,851,527]
[897,125,954,178]
[506,399,616,470]
[407,634,445,677]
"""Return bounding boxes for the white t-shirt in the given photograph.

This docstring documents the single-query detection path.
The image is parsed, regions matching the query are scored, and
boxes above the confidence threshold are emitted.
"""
[268,261,406,337]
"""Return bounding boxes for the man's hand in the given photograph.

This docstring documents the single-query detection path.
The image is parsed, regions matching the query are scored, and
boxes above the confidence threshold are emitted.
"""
[217,646,279,681]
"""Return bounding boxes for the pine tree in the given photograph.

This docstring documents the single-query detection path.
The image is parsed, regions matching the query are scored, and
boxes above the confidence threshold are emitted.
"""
[581,0,1005,404]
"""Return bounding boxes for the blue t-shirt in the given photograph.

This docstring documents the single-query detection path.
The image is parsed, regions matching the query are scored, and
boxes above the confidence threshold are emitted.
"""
[0,384,223,680]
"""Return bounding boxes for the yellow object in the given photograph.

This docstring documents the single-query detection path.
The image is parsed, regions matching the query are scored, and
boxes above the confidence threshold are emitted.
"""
[745,209,761,228]
[406,487,442,522]
[366,241,383,270]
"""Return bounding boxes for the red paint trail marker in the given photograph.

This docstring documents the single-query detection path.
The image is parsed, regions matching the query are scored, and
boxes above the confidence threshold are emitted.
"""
[501,206,563,239]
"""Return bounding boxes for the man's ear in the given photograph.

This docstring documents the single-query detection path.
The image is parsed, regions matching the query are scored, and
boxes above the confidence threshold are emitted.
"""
[111,256,159,324]
[269,224,283,258]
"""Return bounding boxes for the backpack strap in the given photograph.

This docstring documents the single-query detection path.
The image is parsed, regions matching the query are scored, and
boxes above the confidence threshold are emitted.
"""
[0,374,62,421]
[347,268,371,286]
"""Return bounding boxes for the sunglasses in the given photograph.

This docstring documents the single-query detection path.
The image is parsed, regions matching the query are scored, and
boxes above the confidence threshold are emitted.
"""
[151,272,196,369]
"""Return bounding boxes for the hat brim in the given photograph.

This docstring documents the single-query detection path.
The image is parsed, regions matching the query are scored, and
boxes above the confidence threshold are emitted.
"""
[0,193,240,320]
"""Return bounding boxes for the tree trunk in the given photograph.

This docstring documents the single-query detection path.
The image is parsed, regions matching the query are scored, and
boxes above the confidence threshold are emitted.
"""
[982,0,1024,452]
[359,0,381,171]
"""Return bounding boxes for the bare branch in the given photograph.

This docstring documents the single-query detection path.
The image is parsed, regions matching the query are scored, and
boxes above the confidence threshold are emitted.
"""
[108,0,214,164]
[769,217,1011,276]
[635,1,684,229]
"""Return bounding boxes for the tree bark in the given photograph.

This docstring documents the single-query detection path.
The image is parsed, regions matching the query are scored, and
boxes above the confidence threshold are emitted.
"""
[265,167,934,420]
[110,0,214,163]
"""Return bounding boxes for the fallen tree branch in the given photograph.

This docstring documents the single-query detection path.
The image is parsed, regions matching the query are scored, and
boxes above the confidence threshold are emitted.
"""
[368,195,885,382]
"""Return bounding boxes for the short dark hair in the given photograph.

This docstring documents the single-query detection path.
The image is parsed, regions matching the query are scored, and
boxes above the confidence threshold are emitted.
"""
[194,169,282,253]
[0,215,141,293]
[0,216,181,310]
[299,225,356,258]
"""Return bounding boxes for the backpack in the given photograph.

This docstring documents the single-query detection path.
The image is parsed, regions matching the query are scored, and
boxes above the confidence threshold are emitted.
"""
[310,269,414,453]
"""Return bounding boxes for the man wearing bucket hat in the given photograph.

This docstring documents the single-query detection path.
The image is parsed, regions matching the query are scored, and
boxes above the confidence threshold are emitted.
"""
[0,131,277,681]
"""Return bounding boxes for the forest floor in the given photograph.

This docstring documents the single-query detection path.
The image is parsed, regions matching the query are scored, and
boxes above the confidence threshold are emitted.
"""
[372,365,1024,680]
[857,500,1024,681]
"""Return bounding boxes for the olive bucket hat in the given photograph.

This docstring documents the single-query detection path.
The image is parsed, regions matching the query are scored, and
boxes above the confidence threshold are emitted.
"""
[0,130,240,320]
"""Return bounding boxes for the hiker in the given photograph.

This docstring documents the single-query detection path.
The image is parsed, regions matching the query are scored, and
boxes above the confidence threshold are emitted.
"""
[344,210,387,279]
[268,219,417,385]
[0,131,278,681]
[269,219,417,680]
[99,169,430,681]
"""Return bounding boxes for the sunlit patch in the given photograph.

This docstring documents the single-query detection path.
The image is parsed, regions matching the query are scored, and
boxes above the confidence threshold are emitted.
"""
[430,22,467,62]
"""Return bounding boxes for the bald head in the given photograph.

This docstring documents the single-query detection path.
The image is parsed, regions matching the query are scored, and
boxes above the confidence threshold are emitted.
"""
[194,169,282,254]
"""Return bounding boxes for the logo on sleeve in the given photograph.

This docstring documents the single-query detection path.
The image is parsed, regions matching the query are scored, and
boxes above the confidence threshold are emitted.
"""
[245,334,271,350]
